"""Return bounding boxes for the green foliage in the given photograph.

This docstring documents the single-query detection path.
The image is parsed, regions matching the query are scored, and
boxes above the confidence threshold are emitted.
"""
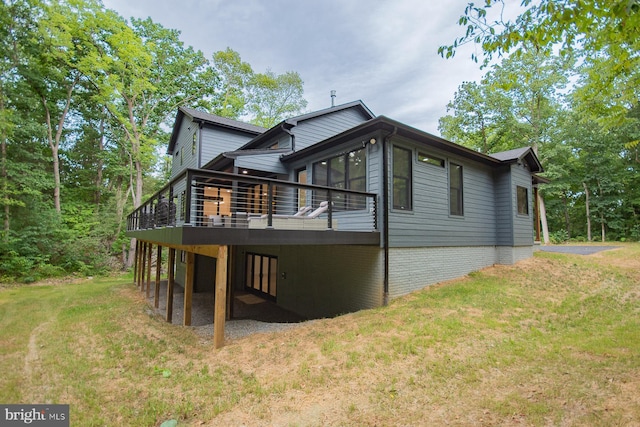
[549,230,569,244]
[440,0,640,125]
[247,70,308,128]
[0,0,308,281]
[441,4,640,242]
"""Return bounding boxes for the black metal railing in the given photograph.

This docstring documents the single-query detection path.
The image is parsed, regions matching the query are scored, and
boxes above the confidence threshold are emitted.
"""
[127,169,378,233]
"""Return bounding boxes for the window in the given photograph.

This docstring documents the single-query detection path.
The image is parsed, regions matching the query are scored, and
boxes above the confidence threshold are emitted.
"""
[245,253,277,299]
[517,186,529,215]
[296,168,307,209]
[418,152,445,167]
[192,132,197,155]
[312,147,366,209]
[449,162,463,216]
[392,146,412,210]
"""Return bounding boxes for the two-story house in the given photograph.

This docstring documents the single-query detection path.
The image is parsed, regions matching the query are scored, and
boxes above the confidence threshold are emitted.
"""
[127,100,544,347]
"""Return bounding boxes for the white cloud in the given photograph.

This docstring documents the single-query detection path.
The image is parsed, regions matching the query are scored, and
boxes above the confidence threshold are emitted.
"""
[102,0,505,134]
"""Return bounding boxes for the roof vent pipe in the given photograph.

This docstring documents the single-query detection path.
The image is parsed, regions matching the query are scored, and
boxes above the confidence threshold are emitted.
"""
[330,90,336,107]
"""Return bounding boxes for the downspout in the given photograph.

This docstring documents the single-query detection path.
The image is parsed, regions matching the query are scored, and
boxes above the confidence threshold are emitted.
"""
[197,122,203,168]
[282,123,295,151]
[382,126,397,306]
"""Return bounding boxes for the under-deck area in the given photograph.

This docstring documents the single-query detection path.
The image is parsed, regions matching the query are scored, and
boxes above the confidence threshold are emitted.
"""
[145,281,306,327]
[128,170,382,348]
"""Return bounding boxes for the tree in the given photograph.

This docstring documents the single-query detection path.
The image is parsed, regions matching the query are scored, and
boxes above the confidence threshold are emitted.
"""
[439,81,517,154]
[439,0,640,128]
[440,49,571,243]
[211,47,253,119]
[247,70,307,128]
[86,15,217,266]
[5,0,112,214]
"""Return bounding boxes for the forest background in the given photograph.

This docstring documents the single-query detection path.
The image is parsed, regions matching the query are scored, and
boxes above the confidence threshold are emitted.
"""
[1,0,638,282]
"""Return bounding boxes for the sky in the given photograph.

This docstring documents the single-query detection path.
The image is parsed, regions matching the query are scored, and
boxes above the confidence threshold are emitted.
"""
[101,0,512,135]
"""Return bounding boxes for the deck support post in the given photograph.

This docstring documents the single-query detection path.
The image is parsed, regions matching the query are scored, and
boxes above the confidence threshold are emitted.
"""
[213,245,228,349]
[154,245,162,308]
[166,248,175,323]
[146,242,152,299]
[135,241,142,289]
[133,240,139,286]
[140,242,147,292]
[183,251,194,326]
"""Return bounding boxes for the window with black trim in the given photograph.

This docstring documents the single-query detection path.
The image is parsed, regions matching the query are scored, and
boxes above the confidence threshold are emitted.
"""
[418,152,445,167]
[245,253,277,299]
[449,162,463,216]
[517,185,529,215]
[392,145,412,210]
[312,147,366,209]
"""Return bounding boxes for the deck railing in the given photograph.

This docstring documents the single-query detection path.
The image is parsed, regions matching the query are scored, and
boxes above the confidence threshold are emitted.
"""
[127,169,378,233]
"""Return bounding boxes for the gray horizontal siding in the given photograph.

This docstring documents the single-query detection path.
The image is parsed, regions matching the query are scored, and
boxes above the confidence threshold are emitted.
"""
[293,108,370,151]
[170,119,199,179]
[200,125,256,167]
[388,144,498,247]
[512,164,534,245]
[494,168,513,245]
[235,152,288,174]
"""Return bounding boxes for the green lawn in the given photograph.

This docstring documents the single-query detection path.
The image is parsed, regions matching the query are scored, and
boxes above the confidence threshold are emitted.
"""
[1,244,639,426]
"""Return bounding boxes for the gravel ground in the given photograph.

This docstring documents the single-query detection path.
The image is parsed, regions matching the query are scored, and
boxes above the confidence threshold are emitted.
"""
[142,280,308,340]
[194,319,309,340]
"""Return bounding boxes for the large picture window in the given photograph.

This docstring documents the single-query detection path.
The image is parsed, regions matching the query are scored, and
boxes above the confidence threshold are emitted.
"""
[517,185,529,215]
[449,162,463,216]
[392,146,412,210]
[312,147,366,209]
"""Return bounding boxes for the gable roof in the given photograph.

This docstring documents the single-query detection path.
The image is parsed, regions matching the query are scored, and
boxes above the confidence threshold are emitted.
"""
[282,117,544,173]
[281,115,504,167]
[489,147,543,173]
[167,107,265,154]
[284,100,375,125]
[235,100,375,151]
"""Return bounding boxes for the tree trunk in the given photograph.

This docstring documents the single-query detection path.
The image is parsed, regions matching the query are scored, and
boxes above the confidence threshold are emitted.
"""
[41,77,78,214]
[596,179,606,242]
[95,115,105,207]
[0,95,8,240]
[562,193,571,238]
[583,182,592,241]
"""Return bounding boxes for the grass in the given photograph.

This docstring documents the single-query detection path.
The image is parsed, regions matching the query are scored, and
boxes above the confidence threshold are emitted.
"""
[1,244,639,426]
